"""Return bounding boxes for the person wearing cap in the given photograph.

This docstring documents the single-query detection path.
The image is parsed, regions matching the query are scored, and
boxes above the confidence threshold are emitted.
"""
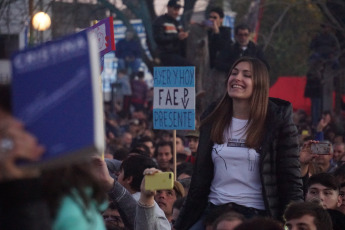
[185,129,199,164]
[154,180,185,222]
[136,168,185,230]
[152,0,192,67]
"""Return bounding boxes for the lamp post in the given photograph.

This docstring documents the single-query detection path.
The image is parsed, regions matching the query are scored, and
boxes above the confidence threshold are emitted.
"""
[32,11,51,43]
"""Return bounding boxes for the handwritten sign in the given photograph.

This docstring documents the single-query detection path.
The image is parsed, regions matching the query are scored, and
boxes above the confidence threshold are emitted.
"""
[153,66,195,130]
[88,17,115,56]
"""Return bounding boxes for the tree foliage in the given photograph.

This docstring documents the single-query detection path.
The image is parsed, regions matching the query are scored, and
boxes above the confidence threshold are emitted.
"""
[232,0,322,84]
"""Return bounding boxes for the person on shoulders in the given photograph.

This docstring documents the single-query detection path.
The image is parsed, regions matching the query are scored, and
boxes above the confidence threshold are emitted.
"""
[174,57,303,230]
[153,0,192,66]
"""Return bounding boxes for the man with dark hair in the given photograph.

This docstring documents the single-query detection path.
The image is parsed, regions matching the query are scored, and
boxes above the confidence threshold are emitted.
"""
[152,0,191,66]
[155,141,173,172]
[284,202,333,230]
[204,7,232,106]
[117,155,157,200]
[207,6,232,69]
[215,23,268,73]
[102,201,128,230]
[305,173,341,210]
[138,136,155,158]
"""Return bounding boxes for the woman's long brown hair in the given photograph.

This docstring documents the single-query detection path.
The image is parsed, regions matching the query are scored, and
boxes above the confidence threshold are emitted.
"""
[201,57,269,148]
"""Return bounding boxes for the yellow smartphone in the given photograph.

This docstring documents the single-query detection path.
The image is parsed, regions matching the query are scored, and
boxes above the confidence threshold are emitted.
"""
[145,172,174,191]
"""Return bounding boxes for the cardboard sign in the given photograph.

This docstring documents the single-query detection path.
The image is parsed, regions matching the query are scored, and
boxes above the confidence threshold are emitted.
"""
[11,30,104,167]
[88,16,115,56]
[153,66,195,130]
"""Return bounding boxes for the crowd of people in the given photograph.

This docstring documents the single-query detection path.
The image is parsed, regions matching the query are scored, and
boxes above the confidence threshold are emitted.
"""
[1,0,345,230]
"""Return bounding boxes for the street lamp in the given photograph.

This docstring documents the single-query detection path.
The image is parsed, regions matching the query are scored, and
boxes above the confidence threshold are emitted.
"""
[32,12,51,31]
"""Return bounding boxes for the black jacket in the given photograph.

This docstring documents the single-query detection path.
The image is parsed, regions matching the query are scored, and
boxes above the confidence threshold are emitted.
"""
[174,98,304,229]
[208,26,232,69]
[153,14,185,56]
[215,41,269,73]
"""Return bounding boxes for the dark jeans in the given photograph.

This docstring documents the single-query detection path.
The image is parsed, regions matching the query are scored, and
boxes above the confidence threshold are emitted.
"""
[189,202,267,230]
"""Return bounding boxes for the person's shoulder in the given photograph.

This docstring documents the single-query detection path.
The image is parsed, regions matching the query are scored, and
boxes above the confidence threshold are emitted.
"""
[269,97,292,109]
[219,26,231,34]
[268,97,293,118]
[269,97,292,107]
[153,14,169,24]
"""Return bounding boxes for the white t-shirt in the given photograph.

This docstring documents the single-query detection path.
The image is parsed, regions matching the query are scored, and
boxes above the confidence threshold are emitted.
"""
[208,117,265,210]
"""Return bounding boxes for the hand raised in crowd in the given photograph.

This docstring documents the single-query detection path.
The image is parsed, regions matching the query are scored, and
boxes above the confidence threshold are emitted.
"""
[91,156,114,191]
[316,114,331,132]
[0,117,45,181]
[299,140,318,177]
[210,20,220,34]
[139,168,162,207]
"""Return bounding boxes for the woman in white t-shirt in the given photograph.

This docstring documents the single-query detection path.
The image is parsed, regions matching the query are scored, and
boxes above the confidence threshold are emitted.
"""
[174,56,304,230]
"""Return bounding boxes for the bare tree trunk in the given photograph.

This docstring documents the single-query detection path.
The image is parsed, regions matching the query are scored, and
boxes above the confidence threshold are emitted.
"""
[186,24,210,115]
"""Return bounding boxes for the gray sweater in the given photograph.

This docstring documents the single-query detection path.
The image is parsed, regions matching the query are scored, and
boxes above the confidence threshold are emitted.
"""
[108,181,170,230]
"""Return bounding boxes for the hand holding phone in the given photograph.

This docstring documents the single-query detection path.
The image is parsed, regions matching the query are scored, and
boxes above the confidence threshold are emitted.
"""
[203,19,213,27]
[145,171,174,191]
[139,169,174,207]
[311,142,331,155]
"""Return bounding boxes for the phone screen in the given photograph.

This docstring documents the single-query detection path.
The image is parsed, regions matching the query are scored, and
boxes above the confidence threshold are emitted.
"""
[311,143,331,155]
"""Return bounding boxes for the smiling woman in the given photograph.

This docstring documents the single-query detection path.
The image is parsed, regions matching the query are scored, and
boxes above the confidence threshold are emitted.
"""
[227,61,254,102]
[174,57,304,230]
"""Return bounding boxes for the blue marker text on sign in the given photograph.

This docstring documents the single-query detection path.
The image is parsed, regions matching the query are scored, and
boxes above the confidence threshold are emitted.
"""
[153,66,195,130]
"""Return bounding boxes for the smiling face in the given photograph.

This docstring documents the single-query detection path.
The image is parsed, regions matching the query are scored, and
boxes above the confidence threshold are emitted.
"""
[157,145,173,171]
[227,61,254,102]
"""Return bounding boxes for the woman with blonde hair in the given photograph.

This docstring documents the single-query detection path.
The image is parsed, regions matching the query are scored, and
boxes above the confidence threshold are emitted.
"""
[174,57,303,230]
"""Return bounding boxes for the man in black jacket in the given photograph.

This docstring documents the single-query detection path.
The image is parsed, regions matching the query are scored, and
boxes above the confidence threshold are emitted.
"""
[207,7,232,69]
[203,7,232,108]
[152,0,191,66]
[214,24,269,73]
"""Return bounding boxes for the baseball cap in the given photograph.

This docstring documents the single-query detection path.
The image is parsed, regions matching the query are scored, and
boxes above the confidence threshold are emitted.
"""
[167,0,183,8]
[185,130,199,138]
[174,180,185,197]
